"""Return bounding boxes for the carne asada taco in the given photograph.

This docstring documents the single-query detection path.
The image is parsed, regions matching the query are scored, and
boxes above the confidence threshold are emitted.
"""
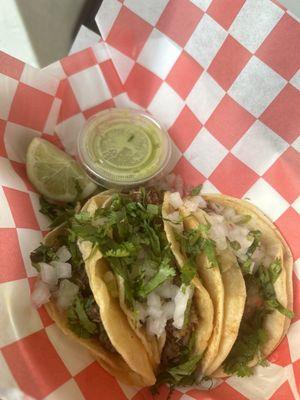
[179,192,293,378]
[30,193,155,387]
[73,188,214,388]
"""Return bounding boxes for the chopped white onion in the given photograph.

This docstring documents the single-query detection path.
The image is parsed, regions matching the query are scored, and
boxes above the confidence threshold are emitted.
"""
[51,261,72,279]
[183,199,198,213]
[39,262,58,286]
[56,246,71,262]
[206,214,228,251]
[169,192,183,209]
[146,315,167,337]
[31,281,51,308]
[189,195,207,209]
[173,284,193,330]
[56,279,79,309]
[166,211,183,233]
[162,301,175,319]
[155,281,178,299]
[147,292,161,308]
[223,207,236,220]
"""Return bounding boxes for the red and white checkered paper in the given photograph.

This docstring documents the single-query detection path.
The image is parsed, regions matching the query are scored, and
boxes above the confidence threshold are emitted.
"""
[0,0,299,399]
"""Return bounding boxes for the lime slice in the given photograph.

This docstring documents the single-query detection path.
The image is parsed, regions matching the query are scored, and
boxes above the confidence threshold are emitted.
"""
[26,138,97,202]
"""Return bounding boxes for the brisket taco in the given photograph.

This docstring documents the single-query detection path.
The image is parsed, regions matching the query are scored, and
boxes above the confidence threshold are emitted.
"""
[72,188,214,388]
[30,192,155,387]
[178,192,293,378]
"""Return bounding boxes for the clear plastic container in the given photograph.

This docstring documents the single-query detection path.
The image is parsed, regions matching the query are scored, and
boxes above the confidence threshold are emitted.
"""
[77,108,172,188]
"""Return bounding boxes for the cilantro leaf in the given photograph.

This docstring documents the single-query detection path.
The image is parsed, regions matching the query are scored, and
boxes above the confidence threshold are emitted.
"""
[181,260,197,285]
[147,204,159,216]
[202,239,219,268]
[223,308,269,377]
[256,262,293,319]
[247,230,262,257]
[167,354,201,381]
[137,257,176,298]
[237,215,252,225]
[30,243,58,270]
[154,333,201,392]
[190,185,203,196]
[268,258,282,284]
[229,240,241,251]
[39,196,77,228]
[67,296,98,338]
[105,242,137,258]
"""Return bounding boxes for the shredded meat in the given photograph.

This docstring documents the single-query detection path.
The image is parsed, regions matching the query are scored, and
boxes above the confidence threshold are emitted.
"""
[161,303,198,367]
[129,188,163,205]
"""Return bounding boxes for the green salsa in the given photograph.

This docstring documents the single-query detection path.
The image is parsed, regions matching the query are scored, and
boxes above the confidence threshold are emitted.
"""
[78,109,170,186]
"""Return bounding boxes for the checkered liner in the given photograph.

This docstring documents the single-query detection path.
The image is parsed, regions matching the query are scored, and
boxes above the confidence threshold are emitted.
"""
[0,0,299,399]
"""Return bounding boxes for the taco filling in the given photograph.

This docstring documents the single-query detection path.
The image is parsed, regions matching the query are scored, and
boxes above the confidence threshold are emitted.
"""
[30,227,116,353]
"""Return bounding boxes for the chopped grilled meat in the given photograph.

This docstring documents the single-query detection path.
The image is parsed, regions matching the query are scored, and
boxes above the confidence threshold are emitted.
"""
[129,187,163,205]
[161,303,198,367]
[85,298,116,353]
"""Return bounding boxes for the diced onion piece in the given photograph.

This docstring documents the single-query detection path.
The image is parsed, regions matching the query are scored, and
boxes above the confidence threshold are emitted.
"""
[146,315,167,337]
[39,262,58,286]
[56,246,71,262]
[169,192,183,209]
[223,207,236,220]
[173,284,193,330]
[31,281,51,308]
[162,301,175,319]
[147,292,161,308]
[155,281,178,299]
[207,214,228,251]
[183,199,198,213]
[166,211,183,233]
[56,279,79,309]
[189,195,207,209]
[51,261,72,279]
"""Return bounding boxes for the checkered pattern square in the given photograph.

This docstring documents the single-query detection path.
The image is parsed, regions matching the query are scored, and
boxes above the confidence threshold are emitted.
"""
[0,0,299,399]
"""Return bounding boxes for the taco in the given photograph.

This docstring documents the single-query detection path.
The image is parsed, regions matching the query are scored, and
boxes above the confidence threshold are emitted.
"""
[30,193,155,387]
[72,188,214,388]
[179,192,293,377]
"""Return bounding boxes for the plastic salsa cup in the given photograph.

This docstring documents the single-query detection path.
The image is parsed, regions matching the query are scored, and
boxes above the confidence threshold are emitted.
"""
[77,108,172,188]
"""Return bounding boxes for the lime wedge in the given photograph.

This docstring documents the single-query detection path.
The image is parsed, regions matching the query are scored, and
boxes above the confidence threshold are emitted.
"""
[26,138,97,202]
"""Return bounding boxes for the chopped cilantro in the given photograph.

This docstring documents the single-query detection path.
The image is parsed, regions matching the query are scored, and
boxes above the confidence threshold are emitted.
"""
[202,239,219,268]
[241,258,252,275]
[256,261,293,318]
[229,240,241,251]
[268,258,282,284]
[181,260,197,285]
[247,230,262,257]
[190,184,203,196]
[137,257,176,298]
[39,196,77,228]
[68,296,98,338]
[30,243,58,270]
[237,215,252,225]
[223,308,269,377]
